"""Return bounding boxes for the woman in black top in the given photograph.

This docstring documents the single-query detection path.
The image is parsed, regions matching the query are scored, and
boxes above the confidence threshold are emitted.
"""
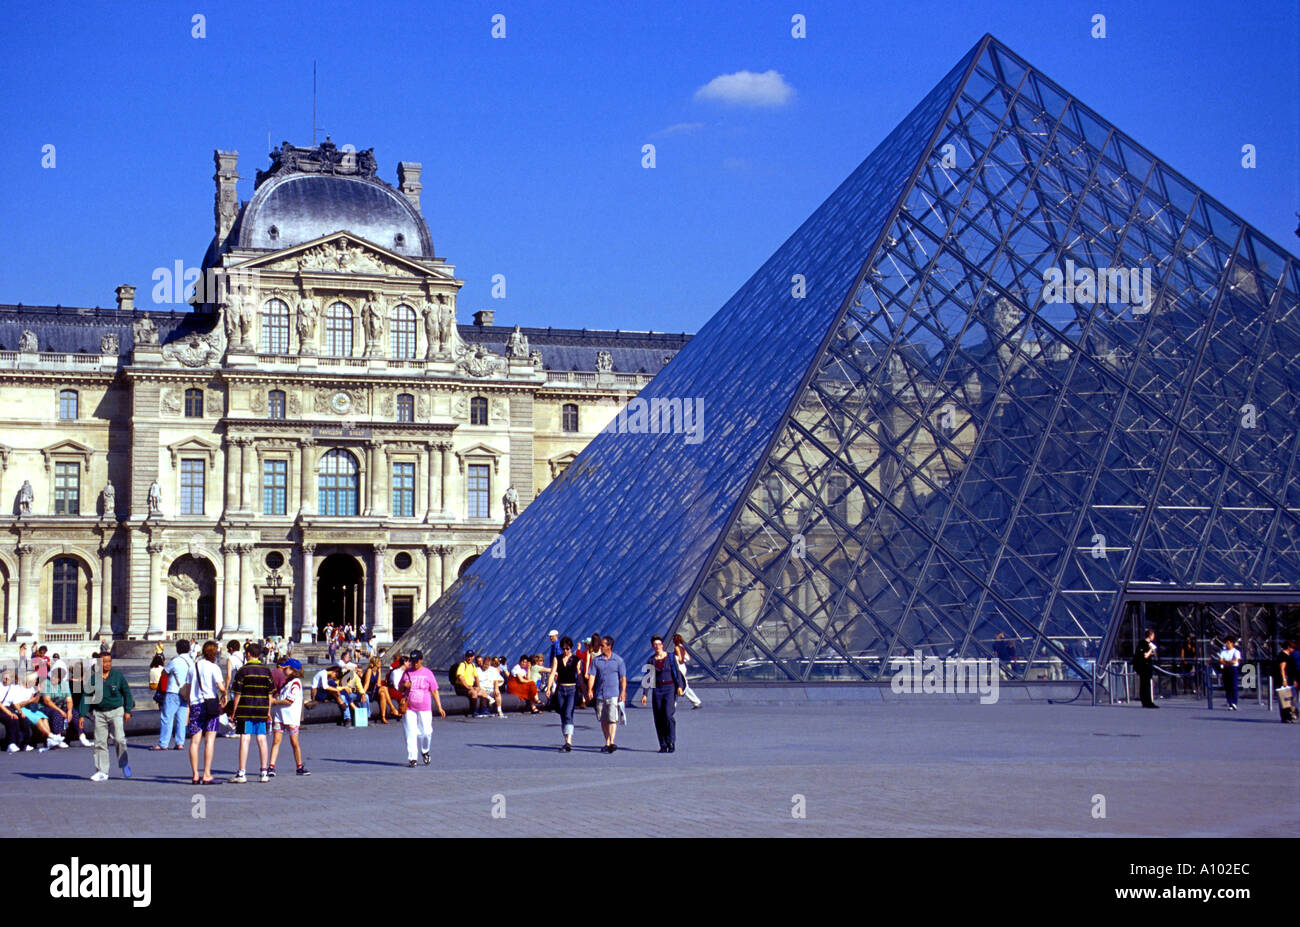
[547,637,581,752]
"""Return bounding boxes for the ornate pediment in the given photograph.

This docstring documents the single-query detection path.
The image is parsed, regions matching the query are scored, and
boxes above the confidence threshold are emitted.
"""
[548,450,579,479]
[234,232,447,280]
[455,442,505,474]
[167,436,220,470]
[41,439,94,473]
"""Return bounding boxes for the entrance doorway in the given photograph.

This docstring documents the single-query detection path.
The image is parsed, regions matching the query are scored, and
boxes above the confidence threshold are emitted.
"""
[263,595,286,638]
[316,553,365,640]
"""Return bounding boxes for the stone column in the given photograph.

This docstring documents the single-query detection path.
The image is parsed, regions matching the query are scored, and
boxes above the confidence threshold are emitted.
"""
[438,545,452,594]
[370,441,388,517]
[299,543,316,643]
[423,545,437,610]
[239,438,253,511]
[96,543,113,638]
[371,544,388,642]
[146,541,166,639]
[223,439,239,515]
[15,544,37,641]
[298,438,316,516]
[424,444,438,522]
[237,543,255,636]
[221,544,239,638]
[212,555,225,639]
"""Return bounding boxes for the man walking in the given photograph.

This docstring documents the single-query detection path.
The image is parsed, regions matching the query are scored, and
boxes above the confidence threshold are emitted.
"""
[228,642,276,782]
[1275,641,1297,723]
[586,635,627,753]
[399,650,445,767]
[155,640,195,749]
[639,635,686,753]
[88,652,133,781]
[1134,629,1158,708]
[1217,635,1242,711]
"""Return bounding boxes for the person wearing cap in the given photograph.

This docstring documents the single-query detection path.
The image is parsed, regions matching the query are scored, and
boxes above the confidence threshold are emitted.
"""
[269,659,309,776]
[545,630,563,676]
[399,650,444,767]
[453,651,482,715]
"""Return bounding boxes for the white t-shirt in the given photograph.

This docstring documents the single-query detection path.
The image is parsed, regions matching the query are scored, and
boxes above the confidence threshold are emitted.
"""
[479,667,503,691]
[190,660,223,704]
[1,684,32,707]
[311,670,333,693]
[390,666,406,691]
[226,652,245,683]
[276,678,303,727]
[1219,647,1242,665]
[511,664,529,680]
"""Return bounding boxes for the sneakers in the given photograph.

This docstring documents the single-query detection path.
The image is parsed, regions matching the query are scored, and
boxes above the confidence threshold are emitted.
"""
[421,751,431,766]
[55,740,69,749]
[229,772,247,783]
[121,764,131,778]
[267,765,277,777]
[37,746,47,754]
[259,770,269,783]
[608,743,618,753]
[90,771,108,782]
[6,744,19,753]
[408,759,417,768]
[296,766,311,776]
[23,745,33,751]
[78,734,92,748]
[496,710,504,718]
[563,743,572,752]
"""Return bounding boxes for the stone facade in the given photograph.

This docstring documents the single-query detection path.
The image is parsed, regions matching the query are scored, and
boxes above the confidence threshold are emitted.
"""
[0,141,688,648]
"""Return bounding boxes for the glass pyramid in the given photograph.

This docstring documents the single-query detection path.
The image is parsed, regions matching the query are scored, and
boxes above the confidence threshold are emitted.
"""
[397,34,1300,685]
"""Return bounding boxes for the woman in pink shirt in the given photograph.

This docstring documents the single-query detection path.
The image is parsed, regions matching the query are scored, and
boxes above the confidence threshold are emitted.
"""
[399,650,445,767]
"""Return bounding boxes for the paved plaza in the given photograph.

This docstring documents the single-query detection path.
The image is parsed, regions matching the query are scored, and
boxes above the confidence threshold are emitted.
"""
[2,698,1296,838]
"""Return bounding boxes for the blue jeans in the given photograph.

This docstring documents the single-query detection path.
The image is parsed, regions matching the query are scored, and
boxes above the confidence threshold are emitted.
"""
[158,692,189,747]
[1222,666,1239,706]
[557,685,576,737]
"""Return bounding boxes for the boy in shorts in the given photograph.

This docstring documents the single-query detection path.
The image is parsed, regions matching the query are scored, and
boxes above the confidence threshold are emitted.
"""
[269,659,309,777]
[228,642,275,783]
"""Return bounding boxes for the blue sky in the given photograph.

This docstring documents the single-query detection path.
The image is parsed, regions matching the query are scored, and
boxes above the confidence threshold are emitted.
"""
[1,0,1296,334]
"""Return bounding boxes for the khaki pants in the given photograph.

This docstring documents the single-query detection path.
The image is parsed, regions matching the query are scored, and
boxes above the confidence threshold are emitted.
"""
[93,707,128,776]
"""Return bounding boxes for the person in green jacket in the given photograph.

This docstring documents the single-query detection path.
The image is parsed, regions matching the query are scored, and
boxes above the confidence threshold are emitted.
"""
[88,652,133,781]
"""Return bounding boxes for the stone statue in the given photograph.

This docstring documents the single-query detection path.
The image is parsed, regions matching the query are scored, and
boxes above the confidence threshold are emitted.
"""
[147,479,162,516]
[237,288,256,346]
[101,482,116,517]
[296,290,318,353]
[422,300,439,357]
[529,349,544,371]
[507,325,529,359]
[133,314,159,346]
[17,480,33,516]
[503,485,519,528]
[100,333,119,354]
[222,287,240,340]
[18,330,37,353]
[363,293,384,355]
[439,298,457,353]
[595,350,613,373]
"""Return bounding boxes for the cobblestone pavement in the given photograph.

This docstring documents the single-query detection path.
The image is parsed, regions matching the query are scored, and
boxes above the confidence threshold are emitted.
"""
[2,699,1295,837]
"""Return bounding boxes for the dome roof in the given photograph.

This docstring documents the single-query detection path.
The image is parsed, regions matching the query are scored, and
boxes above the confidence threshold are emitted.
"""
[232,142,433,259]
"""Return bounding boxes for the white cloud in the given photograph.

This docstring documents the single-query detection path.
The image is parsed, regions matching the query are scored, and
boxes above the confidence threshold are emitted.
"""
[653,121,707,138]
[694,70,794,107]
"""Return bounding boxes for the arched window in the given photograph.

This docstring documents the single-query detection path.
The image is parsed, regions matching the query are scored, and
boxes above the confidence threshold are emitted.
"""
[470,396,488,426]
[396,393,415,422]
[562,403,579,433]
[59,389,78,420]
[318,448,359,516]
[51,557,79,625]
[184,388,204,418]
[389,304,417,359]
[260,298,290,354]
[268,389,286,420]
[325,302,354,357]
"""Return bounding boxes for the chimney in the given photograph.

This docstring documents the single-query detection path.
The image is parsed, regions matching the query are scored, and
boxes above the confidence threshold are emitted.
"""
[115,285,136,312]
[473,309,495,327]
[397,161,423,213]
[214,150,240,242]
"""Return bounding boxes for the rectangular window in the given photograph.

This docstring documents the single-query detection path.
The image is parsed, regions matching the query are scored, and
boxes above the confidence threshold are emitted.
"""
[263,459,288,515]
[467,464,491,519]
[391,461,416,517]
[166,597,178,632]
[53,461,80,515]
[59,391,78,420]
[393,596,415,637]
[180,459,205,515]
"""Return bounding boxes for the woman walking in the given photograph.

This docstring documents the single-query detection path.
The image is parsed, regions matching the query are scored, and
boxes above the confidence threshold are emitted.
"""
[672,634,702,709]
[187,640,227,784]
[547,637,581,752]
[399,650,444,767]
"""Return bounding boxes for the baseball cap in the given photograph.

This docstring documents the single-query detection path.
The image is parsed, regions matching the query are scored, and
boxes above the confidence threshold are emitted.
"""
[548,629,559,637]
[409,649,424,662]
[279,658,302,670]
[464,650,476,658]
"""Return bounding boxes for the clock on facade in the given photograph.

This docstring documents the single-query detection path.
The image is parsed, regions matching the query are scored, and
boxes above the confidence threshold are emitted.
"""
[330,391,352,414]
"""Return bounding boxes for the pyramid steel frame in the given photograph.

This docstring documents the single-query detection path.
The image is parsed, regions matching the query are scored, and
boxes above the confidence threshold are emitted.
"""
[396,35,1300,687]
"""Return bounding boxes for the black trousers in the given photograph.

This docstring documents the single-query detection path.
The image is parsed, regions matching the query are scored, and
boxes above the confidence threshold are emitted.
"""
[651,686,677,749]
[1,712,32,748]
[1137,669,1155,706]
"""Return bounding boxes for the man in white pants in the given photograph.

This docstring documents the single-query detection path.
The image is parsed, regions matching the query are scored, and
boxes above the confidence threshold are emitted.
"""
[399,650,445,767]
